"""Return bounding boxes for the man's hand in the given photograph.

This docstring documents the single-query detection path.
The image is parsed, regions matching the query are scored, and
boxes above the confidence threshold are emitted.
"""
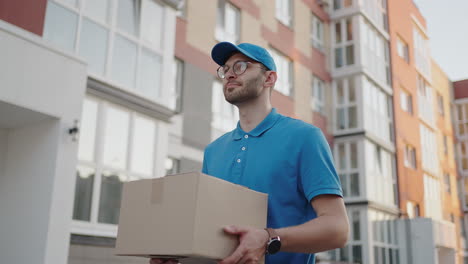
[218,225,269,264]
[149,258,179,264]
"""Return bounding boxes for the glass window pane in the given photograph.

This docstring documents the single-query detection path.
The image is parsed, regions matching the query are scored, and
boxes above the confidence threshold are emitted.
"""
[117,0,139,36]
[350,143,358,169]
[79,18,108,75]
[141,0,163,47]
[338,108,346,129]
[136,49,162,101]
[340,246,349,262]
[78,98,98,162]
[43,1,78,52]
[353,245,362,264]
[349,106,357,128]
[339,144,346,170]
[348,77,355,102]
[72,166,94,221]
[335,48,343,68]
[337,80,344,104]
[333,0,341,10]
[346,44,355,65]
[352,211,360,240]
[130,115,156,176]
[335,22,342,43]
[111,34,137,88]
[346,19,353,40]
[98,171,124,224]
[339,174,348,196]
[102,105,130,169]
[83,0,109,23]
[351,172,359,196]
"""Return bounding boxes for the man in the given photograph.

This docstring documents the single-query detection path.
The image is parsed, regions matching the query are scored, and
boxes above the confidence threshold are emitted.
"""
[151,42,348,264]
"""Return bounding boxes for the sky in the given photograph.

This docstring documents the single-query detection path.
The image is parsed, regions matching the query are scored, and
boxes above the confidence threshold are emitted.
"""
[412,0,468,81]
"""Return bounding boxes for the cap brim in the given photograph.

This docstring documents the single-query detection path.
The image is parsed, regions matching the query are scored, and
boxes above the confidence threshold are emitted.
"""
[211,42,259,66]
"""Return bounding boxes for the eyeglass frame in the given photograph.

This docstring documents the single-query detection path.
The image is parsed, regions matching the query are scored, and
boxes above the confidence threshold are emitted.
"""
[217,61,267,79]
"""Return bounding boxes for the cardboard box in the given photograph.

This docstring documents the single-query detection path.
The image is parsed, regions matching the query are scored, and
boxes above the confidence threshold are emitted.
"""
[115,172,268,263]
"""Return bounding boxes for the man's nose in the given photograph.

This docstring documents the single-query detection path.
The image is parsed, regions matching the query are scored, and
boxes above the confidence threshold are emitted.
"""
[224,67,236,79]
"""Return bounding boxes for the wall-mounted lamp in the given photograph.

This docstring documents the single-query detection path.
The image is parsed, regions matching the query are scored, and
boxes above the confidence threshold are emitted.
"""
[68,119,80,142]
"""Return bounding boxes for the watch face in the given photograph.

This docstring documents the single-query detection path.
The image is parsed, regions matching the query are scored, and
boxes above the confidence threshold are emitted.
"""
[267,239,281,254]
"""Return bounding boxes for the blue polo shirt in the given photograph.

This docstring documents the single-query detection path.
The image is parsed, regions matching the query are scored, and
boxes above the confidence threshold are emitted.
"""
[202,108,342,264]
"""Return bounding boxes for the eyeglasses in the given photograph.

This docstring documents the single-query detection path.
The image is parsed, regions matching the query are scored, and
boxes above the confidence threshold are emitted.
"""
[217,61,266,79]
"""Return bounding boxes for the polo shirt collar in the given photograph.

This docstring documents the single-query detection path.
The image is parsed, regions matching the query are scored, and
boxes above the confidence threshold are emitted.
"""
[232,108,280,140]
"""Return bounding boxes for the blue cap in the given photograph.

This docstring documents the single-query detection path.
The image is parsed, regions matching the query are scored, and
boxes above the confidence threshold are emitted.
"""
[211,42,277,71]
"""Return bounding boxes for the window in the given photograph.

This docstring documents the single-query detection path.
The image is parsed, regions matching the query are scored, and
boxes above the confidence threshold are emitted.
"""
[397,37,409,63]
[420,124,438,175]
[275,0,292,26]
[335,77,358,131]
[361,21,391,85]
[361,0,388,31]
[458,141,468,172]
[270,49,293,96]
[404,145,416,169]
[216,0,240,43]
[311,14,324,51]
[211,81,238,140]
[443,135,448,155]
[329,209,363,264]
[43,0,176,109]
[406,201,420,218]
[456,103,468,137]
[437,94,445,116]
[413,26,431,77]
[400,89,413,114]
[367,141,396,205]
[335,141,359,198]
[165,157,180,175]
[371,211,400,264]
[73,96,160,231]
[312,76,325,114]
[363,77,393,142]
[334,18,354,68]
[417,75,435,126]
[170,58,184,112]
[444,173,451,193]
[333,0,353,10]
[424,174,442,220]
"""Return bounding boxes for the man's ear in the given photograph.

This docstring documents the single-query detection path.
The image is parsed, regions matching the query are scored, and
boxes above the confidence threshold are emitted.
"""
[264,71,277,88]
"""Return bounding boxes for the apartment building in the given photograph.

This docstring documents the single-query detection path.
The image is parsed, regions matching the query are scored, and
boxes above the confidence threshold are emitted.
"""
[453,78,468,263]
[0,0,466,264]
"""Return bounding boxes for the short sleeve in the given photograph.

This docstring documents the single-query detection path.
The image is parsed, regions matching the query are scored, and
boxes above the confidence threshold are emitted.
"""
[299,127,343,202]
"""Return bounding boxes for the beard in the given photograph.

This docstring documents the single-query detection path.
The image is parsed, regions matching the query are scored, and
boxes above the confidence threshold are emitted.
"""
[223,75,264,105]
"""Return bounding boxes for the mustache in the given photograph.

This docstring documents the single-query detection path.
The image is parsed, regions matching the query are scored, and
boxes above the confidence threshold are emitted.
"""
[225,81,242,86]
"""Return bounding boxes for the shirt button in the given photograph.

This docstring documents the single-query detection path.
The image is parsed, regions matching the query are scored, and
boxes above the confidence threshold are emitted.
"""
[237,159,241,163]
[244,135,249,139]
[241,147,246,151]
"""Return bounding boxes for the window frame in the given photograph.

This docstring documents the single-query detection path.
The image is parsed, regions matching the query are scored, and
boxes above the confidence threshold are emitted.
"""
[43,0,178,110]
[215,0,241,44]
[333,17,355,69]
[275,0,293,27]
[269,48,293,96]
[311,14,325,52]
[312,76,325,114]
[71,95,162,237]
[404,144,417,169]
[335,77,359,132]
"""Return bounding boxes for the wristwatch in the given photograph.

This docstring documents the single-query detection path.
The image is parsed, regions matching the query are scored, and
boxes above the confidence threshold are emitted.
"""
[265,228,281,254]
